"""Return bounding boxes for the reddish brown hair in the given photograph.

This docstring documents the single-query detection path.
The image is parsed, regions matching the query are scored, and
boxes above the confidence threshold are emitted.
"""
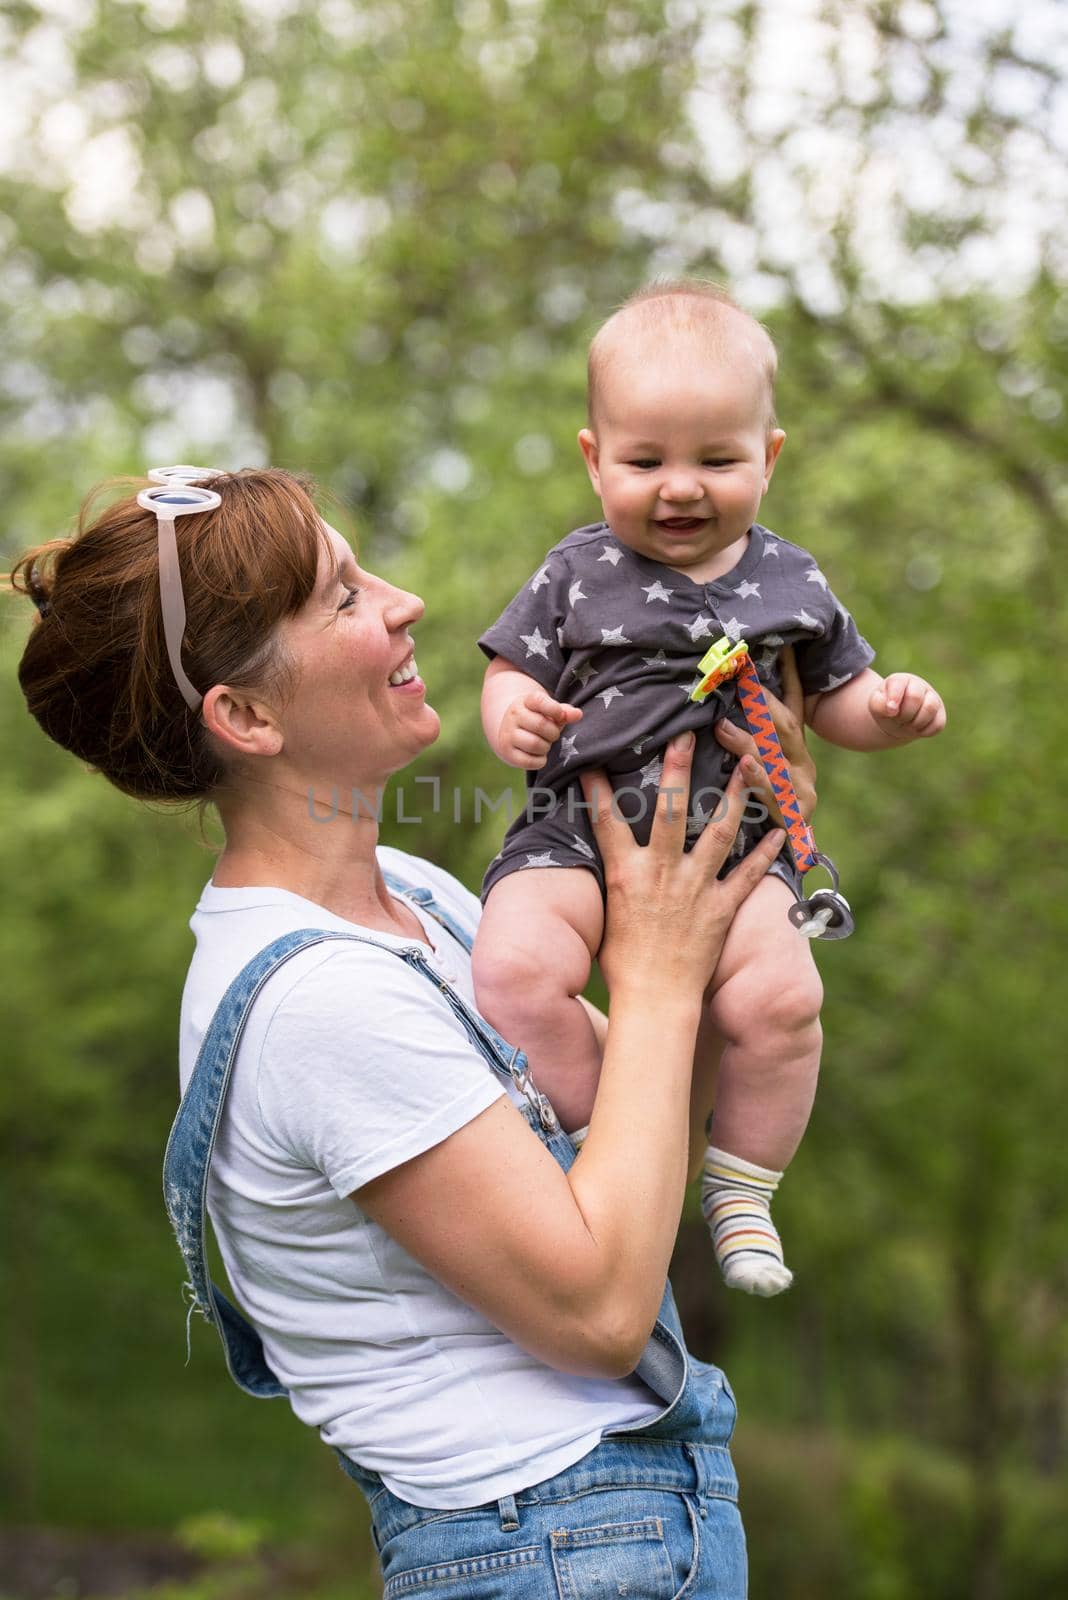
[8,469,326,803]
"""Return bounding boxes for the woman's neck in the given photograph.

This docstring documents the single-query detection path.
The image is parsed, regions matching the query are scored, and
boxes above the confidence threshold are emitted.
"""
[212,774,421,937]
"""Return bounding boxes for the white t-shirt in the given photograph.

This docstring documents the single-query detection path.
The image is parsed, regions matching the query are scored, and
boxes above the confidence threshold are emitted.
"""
[178,845,659,1508]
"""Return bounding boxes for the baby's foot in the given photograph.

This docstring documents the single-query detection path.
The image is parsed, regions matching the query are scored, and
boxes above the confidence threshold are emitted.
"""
[701,1146,794,1298]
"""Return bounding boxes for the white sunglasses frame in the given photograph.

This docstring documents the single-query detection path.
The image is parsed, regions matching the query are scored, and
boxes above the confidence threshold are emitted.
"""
[137,466,224,711]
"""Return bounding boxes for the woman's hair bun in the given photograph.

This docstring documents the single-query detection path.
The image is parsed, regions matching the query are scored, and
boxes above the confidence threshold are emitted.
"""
[28,567,52,617]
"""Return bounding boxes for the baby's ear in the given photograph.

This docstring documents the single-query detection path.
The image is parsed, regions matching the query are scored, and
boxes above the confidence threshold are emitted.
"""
[763,429,786,489]
[577,428,601,491]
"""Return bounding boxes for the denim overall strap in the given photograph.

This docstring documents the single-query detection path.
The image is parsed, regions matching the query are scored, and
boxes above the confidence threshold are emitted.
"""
[164,870,692,1434]
[383,871,560,1135]
[163,879,560,1398]
[382,870,476,952]
[164,928,385,1398]
[379,873,692,1425]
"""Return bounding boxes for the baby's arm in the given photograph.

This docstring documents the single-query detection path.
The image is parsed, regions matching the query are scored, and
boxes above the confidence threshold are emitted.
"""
[482,655,583,770]
[806,667,946,751]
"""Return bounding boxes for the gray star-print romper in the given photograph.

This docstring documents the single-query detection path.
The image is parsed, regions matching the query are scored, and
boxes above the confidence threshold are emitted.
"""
[478,522,875,903]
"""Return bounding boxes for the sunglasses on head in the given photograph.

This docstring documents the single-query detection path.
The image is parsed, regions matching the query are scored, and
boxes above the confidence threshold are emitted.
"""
[137,466,223,711]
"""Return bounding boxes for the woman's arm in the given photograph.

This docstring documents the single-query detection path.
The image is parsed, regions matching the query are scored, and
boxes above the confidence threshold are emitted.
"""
[356,744,784,1380]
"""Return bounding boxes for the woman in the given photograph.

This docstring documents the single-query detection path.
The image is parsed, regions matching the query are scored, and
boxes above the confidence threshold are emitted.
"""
[12,467,815,1597]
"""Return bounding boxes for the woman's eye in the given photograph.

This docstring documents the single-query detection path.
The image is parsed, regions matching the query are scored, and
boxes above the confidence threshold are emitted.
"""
[339,586,360,610]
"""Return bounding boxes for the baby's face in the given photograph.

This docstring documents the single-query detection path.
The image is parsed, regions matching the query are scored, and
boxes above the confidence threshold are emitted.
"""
[579,345,784,584]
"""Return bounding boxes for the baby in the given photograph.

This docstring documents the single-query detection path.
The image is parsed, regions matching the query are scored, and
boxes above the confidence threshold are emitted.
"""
[473,281,945,1296]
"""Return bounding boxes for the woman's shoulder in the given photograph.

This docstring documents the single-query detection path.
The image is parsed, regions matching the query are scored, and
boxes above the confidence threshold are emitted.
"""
[181,856,484,1061]
[179,878,439,1084]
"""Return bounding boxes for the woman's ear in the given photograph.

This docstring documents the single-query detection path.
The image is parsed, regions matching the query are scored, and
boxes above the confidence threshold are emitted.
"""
[202,684,284,759]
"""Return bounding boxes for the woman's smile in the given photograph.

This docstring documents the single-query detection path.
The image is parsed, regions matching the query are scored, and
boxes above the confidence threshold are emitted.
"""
[387,650,423,690]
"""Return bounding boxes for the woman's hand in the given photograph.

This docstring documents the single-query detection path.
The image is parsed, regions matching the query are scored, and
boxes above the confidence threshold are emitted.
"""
[581,733,785,1003]
[713,643,817,826]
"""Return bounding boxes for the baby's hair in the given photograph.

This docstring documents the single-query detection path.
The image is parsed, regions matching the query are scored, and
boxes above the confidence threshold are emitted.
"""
[6,468,327,804]
[587,278,779,431]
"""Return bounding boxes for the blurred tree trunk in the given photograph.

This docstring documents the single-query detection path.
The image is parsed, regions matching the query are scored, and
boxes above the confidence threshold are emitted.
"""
[953,1248,1005,1600]
[2,1176,37,1517]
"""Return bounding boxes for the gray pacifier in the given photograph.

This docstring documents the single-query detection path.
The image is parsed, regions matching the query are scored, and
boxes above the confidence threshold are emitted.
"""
[787,854,855,940]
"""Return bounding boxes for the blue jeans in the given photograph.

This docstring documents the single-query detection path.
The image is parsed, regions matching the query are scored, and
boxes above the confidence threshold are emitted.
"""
[346,1371,746,1599]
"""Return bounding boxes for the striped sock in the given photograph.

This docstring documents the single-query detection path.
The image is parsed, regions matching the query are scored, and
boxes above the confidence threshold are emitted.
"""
[701,1146,794,1297]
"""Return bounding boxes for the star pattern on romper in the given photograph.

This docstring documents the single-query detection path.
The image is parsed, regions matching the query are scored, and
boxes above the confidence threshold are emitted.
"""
[805,568,829,590]
[600,625,632,646]
[733,579,761,599]
[560,733,580,761]
[821,672,853,691]
[568,580,587,605]
[764,538,781,557]
[530,564,550,592]
[685,613,716,642]
[598,543,624,565]
[763,633,785,649]
[570,659,597,688]
[639,756,664,788]
[678,674,703,697]
[597,685,624,709]
[794,609,819,630]
[642,649,669,669]
[569,833,596,860]
[642,579,674,603]
[523,851,557,868]
[631,739,648,754]
[721,616,745,642]
[520,626,551,659]
[685,800,713,840]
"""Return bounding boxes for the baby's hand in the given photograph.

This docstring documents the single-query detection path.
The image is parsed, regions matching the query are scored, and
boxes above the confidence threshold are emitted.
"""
[498,688,582,769]
[868,673,946,741]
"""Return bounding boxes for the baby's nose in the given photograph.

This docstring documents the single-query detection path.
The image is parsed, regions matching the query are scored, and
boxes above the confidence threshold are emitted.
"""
[660,472,702,502]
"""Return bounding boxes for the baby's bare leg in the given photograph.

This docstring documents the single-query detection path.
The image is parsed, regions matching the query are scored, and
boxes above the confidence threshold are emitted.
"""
[473,868,605,1133]
[699,874,824,1296]
[707,873,823,1166]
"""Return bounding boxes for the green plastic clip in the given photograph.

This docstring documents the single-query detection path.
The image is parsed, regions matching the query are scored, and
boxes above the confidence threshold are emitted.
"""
[690,637,750,703]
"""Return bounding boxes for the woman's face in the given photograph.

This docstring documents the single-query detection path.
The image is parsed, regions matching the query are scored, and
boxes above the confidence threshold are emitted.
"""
[274,525,439,793]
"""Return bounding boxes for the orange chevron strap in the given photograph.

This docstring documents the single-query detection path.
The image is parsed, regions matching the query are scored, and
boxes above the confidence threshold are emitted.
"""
[691,637,818,876]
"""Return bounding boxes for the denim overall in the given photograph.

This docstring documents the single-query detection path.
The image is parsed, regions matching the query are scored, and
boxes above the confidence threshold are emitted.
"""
[164,870,747,1598]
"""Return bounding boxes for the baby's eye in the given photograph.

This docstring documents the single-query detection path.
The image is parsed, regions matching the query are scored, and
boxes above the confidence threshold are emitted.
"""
[629,459,659,470]
[704,458,737,468]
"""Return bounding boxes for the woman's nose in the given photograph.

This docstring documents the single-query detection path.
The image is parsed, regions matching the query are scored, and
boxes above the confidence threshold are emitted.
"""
[383,582,425,628]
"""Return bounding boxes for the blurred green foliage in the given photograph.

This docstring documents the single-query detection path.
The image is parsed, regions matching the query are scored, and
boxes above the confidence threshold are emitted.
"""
[2,1,1066,1597]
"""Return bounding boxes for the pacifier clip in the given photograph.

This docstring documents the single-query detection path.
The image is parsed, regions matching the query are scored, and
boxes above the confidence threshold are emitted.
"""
[690,638,854,940]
